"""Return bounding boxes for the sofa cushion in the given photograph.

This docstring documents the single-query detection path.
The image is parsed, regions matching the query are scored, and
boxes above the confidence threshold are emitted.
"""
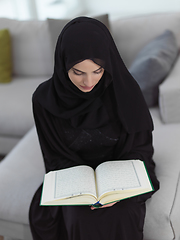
[0,127,45,225]
[0,29,12,83]
[0,18,53,76]
[111,12,180,68]
[47,14,110,55]
[145,108,180,239]
[0,76,47,137]
[159,54,180,123]
[129,30,178,107]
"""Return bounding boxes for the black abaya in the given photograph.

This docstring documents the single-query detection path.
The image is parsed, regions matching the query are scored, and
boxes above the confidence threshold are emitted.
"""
[29,111,150,240]
[29,16,159,240]
[29,101,159,240]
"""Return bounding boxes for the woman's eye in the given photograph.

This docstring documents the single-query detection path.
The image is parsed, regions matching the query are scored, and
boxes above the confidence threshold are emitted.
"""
[94,68,103,74]
[73,70,83,76]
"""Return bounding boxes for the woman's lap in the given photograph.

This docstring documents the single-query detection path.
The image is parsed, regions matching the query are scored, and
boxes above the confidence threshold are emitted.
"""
[62,199,145,240]
[29,185,145,240]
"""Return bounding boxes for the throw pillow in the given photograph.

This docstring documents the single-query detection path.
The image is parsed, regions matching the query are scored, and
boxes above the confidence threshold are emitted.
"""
[0,29,12,83]
[47,14,110,53]
[129,30,179,107]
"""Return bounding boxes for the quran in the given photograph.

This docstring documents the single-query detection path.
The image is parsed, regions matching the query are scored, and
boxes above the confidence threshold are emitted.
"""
[40,159,153,206]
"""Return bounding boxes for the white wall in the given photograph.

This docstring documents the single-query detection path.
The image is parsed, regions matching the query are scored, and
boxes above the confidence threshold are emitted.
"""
[0,0,38,20]
[0,0,180,20]
[83,0,180,19]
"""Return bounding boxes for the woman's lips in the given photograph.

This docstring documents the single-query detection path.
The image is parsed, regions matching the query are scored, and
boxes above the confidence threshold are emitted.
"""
[80,85,94,90]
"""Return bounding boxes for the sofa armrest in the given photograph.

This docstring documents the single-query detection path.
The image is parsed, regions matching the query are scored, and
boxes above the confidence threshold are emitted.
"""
[159,54,180,123]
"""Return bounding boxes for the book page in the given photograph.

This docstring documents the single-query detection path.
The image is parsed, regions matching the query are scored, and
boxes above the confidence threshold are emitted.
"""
[95,160,141,198]
[54,165,97,200]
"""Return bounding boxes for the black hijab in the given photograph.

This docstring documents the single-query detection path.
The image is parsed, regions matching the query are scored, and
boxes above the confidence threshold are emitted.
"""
[34,16,153,134]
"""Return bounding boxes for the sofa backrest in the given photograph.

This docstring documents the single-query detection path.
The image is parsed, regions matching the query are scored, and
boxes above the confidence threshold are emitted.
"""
[111,12,180,68]
[1,12,180,77]
[0,18,53,77]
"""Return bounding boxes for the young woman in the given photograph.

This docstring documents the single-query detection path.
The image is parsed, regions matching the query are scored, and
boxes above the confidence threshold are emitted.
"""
[29,16,159,240]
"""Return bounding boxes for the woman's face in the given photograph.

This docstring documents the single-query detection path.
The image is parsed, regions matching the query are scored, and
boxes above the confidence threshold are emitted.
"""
[68,59,104,92]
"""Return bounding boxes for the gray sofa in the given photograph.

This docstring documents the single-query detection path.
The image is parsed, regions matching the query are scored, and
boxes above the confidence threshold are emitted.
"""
[0,12,180,240]
[0,18,53,155]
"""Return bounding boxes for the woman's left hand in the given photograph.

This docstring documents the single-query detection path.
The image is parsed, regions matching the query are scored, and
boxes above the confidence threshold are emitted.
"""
[91,202,118,210]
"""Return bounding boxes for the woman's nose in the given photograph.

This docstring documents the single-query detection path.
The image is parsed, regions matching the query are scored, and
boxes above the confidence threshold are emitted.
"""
[83,74,94,87]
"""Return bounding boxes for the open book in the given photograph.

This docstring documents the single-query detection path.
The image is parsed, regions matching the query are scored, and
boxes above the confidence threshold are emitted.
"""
[40,160,153,206]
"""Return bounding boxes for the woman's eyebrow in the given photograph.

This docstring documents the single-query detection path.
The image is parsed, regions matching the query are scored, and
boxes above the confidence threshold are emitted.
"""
[72,67,85,73]
[94,66,102,72]
[72,66,102,73]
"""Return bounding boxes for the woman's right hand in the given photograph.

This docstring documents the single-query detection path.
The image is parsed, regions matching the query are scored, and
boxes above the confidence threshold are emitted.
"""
[91,201,118,210]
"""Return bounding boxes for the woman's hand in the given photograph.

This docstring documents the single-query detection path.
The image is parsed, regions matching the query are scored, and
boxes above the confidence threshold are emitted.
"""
[91,202,118,210]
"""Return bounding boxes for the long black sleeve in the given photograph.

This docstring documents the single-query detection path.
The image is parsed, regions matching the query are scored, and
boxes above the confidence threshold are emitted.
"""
[32,97,84,173]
